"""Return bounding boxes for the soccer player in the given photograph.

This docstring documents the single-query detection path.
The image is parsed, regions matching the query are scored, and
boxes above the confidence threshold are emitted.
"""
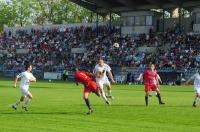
[12,63,36,111]
[93,58,115,105]
[185,68,200,107]
[149,72,162,97]
[136,64,165,106]
[74,66,101,114]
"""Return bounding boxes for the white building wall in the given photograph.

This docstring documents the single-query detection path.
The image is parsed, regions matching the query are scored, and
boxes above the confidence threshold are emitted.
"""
[121,11,159,35]
[193,24,200,32]
[121,26,154,35]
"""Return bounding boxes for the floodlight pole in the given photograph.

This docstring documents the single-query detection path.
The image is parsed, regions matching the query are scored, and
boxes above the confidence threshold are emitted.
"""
[96,13,99,37]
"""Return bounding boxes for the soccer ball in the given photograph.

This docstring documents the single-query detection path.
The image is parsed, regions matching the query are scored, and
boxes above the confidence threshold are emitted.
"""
[113,42,119,48]
[49,79,51,82]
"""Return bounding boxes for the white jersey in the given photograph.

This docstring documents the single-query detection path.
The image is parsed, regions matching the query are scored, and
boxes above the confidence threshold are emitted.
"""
[17,71,36,89]
[191,73,200,92]
[154,74,161,84]
[94,63,111,80]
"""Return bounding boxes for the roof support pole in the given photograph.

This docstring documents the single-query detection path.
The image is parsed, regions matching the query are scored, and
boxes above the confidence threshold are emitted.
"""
[109,12,112,36]
[162,9,165,32]
[96,13,99,37]
[178,7,181,35]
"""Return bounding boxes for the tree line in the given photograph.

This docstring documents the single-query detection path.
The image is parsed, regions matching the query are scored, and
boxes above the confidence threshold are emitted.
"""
[0,0,104,31]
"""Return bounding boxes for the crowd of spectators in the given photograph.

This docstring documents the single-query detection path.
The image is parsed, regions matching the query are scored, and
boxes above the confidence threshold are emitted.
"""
[0,25,200,76]
[149,32,200,73]
[0,25,143,72]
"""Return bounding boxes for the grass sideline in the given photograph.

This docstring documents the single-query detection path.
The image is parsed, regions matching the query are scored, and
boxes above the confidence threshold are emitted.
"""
[0,78,199,132]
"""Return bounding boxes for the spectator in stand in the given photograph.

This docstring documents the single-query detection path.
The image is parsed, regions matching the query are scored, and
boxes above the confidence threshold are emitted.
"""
[1,24,200,77]
[126,72,131,84]
[131,71,135,84]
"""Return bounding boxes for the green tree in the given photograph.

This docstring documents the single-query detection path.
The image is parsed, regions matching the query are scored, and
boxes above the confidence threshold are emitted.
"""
[12,0,34,26]
[0,0,107,31]
[0,1,17,30]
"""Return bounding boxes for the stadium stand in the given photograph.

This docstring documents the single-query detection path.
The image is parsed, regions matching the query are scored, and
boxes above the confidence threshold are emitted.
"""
[1,19,200,82]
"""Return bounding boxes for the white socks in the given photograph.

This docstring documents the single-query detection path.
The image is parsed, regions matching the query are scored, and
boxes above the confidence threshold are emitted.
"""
[194,97,199,103]
[102,92,108,102]
[23,98,31,107]
[107,90,111,96]
[14,98,31,107]
[14,99,21,107]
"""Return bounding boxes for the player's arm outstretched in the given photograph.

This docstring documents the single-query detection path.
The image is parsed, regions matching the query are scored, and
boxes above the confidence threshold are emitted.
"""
[155,76,160,88]
[89,72,101,78]
[157,74,162,83]
[185,73,196,85]
[30,76,36,82]
[185,76,193,85]
[108,71,115,83]
[92,69,102,78]
[136,73,143,81]
[13,76,18,88]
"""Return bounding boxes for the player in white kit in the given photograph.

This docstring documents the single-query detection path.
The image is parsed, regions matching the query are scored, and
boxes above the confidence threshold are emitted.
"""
[185,68,200,107]
[12,63,36,111]
[94,58,115,105]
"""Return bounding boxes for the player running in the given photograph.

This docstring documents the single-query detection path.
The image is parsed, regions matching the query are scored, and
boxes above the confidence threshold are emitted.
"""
[74,66,101,114]
[137,64,165,106]
[93,57,115,105]
[185,68,200,107]
[12,62,36,111]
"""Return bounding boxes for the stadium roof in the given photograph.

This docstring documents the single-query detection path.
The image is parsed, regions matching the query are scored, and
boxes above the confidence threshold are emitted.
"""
[70,0,200,14]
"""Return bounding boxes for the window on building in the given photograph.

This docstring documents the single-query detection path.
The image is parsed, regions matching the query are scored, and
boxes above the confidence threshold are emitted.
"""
[135,16,145,26]
[127,17,134,26]
[122,17,134,26]
[196,12,200,24]
[146,16,153,26]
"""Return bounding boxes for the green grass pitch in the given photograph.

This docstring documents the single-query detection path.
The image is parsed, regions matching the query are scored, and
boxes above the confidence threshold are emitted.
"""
[0,78,199,132]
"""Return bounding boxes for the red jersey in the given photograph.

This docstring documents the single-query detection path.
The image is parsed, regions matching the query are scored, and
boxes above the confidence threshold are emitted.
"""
[74,71,93,86]
[142,69,157,85]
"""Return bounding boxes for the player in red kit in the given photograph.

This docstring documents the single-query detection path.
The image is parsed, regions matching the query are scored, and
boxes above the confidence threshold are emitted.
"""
[137,64,165,106]
[74,66,101,114]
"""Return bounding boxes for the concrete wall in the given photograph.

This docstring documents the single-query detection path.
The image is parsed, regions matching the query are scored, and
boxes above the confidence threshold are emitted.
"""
[193,24,200,33]
[121,26,154,35]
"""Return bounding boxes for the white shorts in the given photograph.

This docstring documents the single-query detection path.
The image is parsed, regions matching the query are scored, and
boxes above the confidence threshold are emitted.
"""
[194,88,200,93]
[96,77,111,90]
[20,86,31,96]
